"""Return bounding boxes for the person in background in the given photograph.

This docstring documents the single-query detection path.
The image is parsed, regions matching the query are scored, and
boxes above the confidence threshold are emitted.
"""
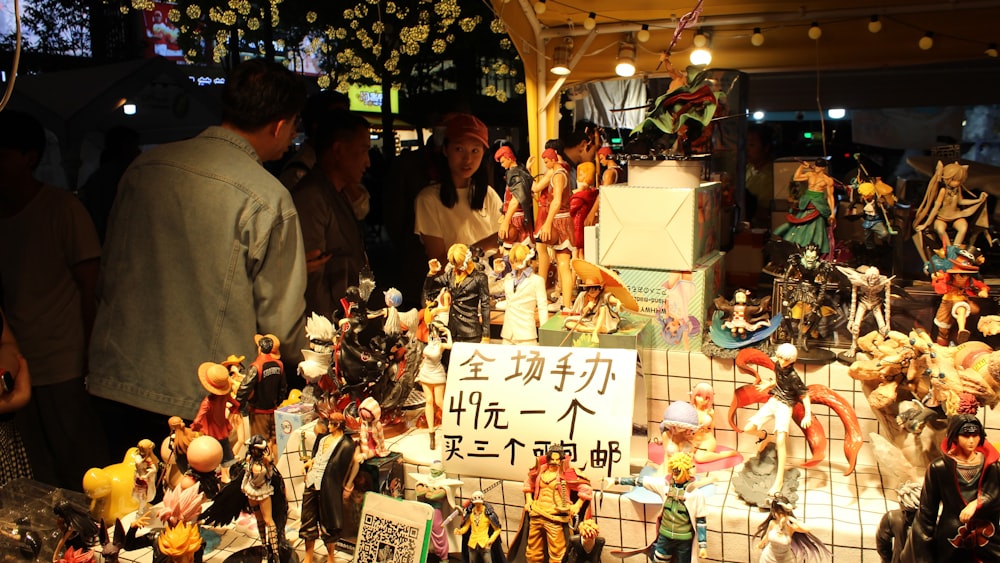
[0,308,32,486]
[414,113,502,264]
[77,126,141,244]
[292,109,371,319]
[280,90,371,222]
[89,59,309,455]
[0,109,110,489]
[745,124,775,229]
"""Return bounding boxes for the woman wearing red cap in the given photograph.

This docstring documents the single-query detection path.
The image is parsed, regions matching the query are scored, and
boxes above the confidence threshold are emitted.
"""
[414,112,502,264]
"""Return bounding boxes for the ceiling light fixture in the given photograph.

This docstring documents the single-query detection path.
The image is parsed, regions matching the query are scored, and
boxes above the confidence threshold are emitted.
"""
[986,43,999,58]
[533,0,545,15]
[637,24,650,43]
[868,15,882,33]
[808,22,822,40]
[550,37,573,75]
[615,36,637,77]
[751,27,764,47]
[583,12,597,31]
[123,102,137,115]
[692,31,708,48]
[919,31,934,50]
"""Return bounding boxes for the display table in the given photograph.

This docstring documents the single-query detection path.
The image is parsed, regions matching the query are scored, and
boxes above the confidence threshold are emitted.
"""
[99,348,965,563]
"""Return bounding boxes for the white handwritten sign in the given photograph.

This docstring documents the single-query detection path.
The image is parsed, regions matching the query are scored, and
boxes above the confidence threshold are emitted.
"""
[439,343,636,484]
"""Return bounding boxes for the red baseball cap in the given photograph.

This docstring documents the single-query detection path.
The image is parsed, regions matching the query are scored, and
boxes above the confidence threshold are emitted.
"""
[443,113,489,148]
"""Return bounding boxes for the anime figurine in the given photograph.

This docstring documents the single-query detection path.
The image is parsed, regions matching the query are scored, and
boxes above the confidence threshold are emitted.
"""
[369,287,420,341]
[455,490,505,563]
[690,383,742,464]
[569,163,598,260]
[912,160,991,261]
[52,501,100,563]
[300,406,360,563]
[836,265,894,358]
[299,313,336,394]
[55,547,93,563]
[107,485,207,563]
[562,260,638,341]
[856,178,897,250]
[741,343,812,496]
[424,244,491,343]
[754,494,830,563]
[157,522,202,563]
[534,147,576,309]
[930,251,988,345]
[236,334,286,455]
[566,519,604,563]
[626,61,718,156]
[607,452,708,562]
[164,415,196,478]
[501,243,549,346]
[901,414,1000,562]
[774,159,836,255]
[418,321,453,450]
[82,446,144,524]
[597,146,621,186]
[358,396,389,459]
[495,146,535,250]
[411,460,464,562]
[777,245,839,355]
[657,401,701,459]
[876,481,922,563]
[203,434,289,563]
[180,435,223,499]
[192,362,239,480]
[710,289,777,349]
[131,439,158,515]
[508,444,593,563]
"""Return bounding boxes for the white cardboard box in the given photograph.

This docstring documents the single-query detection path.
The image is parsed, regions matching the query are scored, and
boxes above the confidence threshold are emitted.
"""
[627,158,705,188]
[599,181,721,270]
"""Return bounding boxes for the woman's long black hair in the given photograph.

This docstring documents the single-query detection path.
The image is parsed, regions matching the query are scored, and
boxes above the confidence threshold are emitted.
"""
[754,495,830,563]
[436,138,491,211]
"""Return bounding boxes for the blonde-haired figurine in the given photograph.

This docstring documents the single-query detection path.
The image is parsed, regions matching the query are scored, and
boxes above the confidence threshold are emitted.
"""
[501,243,548,345]
[157,522,203,563]
[567,519,605,562]
[131,439,158,515]
[608,452,708,561]
[423,243,491,343]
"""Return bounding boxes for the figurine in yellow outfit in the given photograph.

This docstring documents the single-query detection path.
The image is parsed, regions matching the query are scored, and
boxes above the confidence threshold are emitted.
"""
[455,490,504,562]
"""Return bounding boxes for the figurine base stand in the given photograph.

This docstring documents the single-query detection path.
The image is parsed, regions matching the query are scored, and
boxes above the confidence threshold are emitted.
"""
[732,443,802,509]
[702,333,776,359]
[220,544,299,563]
[795,346,836,364]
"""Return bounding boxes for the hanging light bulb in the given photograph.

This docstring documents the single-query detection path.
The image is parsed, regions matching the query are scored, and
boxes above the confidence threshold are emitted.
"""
[868,15,882,34]
[583,12,597,30]
[551,42,572,75]
[615,38,637,77]
[533,0,546,15]
[751,27,765,47]
[637,24,650,43]
[690,48,712,66]
[919,31,934,50]
[808,22,822,40]
[692,31,708,48]
[986,43,999,58]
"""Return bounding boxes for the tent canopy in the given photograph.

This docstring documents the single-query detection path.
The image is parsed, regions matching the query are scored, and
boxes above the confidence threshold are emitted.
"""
[492,0,1000,157]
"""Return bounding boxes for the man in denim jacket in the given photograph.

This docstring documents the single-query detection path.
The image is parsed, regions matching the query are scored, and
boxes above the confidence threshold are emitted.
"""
[89,59,309,440]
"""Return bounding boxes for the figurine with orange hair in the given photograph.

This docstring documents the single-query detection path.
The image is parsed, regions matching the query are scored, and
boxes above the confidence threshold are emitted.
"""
[495,145,535,250]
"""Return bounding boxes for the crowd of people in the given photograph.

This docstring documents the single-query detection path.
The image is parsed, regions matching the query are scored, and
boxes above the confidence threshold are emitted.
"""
[0,57,621,492]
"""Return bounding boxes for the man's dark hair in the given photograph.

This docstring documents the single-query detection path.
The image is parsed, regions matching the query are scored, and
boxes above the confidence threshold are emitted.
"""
[221,59,307,132]
[0,110,46,164]
[302,90,351,139]
[313,109,370,154]
[560,119,598,151]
